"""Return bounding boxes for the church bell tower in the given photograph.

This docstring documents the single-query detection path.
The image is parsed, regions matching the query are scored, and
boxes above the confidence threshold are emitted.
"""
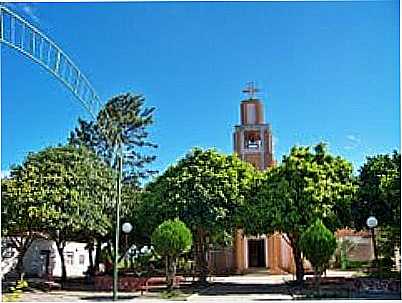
[233,82,275,170]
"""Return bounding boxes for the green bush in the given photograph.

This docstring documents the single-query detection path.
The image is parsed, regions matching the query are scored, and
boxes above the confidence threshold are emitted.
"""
[333,239,356,269]
[100,246,113,263]
[372,256,395,271]
[152,219,192,290]
[300,219,337,291]
[346,260,370,269]
[152,219,192,257]
[127,249,162,277]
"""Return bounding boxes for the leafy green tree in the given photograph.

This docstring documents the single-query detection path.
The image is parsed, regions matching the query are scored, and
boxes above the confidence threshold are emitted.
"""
[300,219,337,292]
[3,145,115,281]
[243,143,356,283]
[151,219,192,289]
[352,151,400,265]
[145,148,257,282]
[2,177,46,278]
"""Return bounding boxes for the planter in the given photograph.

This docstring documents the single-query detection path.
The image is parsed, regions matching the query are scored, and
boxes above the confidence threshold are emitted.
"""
[94,275,146,292]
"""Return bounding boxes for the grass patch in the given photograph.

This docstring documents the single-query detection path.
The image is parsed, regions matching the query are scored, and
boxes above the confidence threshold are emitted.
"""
[159,290,188,300]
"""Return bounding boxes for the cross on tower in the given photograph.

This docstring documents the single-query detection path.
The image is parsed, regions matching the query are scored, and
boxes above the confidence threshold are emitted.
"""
[242,82,260,99]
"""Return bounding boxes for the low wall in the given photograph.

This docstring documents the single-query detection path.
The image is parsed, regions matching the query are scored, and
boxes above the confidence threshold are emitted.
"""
[94,275,184,292]
[95,275,145,291]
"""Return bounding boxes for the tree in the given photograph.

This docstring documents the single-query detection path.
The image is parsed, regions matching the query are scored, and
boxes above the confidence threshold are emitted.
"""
[2,176,46,278]
[69,93,157,181]
[145,148,257,282]
[243,143,356,283]
[352,151,400,266]
[3,145,115,281]
[300,219,337,292]
[151,219,192,289]
[69,93,158,272]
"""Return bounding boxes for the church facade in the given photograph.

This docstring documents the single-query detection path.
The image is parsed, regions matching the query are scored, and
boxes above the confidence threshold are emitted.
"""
[231,84,295,274]
[207,84,375,275]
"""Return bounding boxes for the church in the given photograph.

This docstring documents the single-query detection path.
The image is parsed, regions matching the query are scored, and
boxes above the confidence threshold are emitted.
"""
[231,83,295,274]
[206,83,374,275]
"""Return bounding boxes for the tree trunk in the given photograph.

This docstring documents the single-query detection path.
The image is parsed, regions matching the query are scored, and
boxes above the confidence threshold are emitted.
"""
[166,256,177,291]
[10,236,34,280]
[88,241,94,275]
[9,236,27,279]
[314,266,322,296]
[15,248,26,280]
[314,267,319,294]
[56,242,67,282]
[289,234,304,284]
[94,238,102,272]
[195,228,208,283]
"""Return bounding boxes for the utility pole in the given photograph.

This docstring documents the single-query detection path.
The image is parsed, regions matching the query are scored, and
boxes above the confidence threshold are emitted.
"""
[113,146,123,301]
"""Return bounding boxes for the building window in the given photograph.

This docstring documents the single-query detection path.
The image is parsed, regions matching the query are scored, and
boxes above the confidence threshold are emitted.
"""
[79,255,85,265]
[65,252,74,266]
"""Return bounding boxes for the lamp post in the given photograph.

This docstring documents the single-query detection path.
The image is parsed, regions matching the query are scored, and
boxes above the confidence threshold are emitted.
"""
[122,222,133,269]
[366,215,378,264]
[122,222,133,236]
[113,148,123,301]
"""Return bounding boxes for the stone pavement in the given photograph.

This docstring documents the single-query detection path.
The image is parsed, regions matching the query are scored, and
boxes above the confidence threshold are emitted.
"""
[16,270,400,302]
[15,291,295,302]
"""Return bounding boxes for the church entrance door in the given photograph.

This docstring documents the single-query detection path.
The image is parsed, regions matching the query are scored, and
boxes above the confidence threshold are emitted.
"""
[248,239,266,267]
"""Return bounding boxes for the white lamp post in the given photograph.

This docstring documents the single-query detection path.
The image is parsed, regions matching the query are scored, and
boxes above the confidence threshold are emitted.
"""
[122,222,133,270]
[366,216,378,229]
[122,222,133,234]
[366,215,378,264]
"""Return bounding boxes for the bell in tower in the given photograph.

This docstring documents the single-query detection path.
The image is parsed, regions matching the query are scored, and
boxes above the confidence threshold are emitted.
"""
[233,82,275,170]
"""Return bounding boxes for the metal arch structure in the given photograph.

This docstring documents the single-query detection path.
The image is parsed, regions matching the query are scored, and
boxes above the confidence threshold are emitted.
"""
[0,5,102,118]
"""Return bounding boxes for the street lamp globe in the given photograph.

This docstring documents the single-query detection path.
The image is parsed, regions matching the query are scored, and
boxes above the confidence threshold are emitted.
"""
[366,216,378,229]
[122,222,133,234]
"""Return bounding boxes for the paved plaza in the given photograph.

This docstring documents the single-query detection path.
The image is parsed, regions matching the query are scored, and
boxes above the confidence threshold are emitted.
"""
[15,270,401,302]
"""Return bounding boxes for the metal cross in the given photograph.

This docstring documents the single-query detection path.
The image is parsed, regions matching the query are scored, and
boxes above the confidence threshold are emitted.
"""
[242,81,260,99]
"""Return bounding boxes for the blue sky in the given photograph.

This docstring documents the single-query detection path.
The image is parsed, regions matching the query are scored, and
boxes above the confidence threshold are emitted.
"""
[1,1,400,178]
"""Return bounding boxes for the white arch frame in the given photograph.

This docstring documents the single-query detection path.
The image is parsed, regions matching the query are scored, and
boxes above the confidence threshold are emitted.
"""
[0,5,101,118]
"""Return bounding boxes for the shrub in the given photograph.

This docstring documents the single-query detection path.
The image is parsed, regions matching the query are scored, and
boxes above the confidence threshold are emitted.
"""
[151,219,192,290]
[300,219,337,291]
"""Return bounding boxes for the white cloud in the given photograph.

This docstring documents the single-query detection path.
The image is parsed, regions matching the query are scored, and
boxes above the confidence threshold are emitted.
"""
[22,4,40,23]
[344,134,362,150]
[346,134,361,144]
[6,3,40,23]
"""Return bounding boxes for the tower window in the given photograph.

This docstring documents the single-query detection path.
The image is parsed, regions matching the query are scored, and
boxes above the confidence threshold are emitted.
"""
[244,131,261,150]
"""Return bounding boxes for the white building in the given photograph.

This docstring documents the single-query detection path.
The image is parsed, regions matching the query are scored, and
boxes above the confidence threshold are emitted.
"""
[22,239,94,278]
